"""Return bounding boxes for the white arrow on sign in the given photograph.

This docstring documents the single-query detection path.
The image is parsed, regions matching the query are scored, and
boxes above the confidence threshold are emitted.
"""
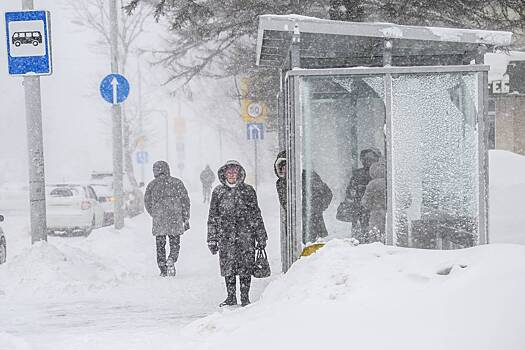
[248,124,259,139]
[247,123,264,140]
[110,77,119,104]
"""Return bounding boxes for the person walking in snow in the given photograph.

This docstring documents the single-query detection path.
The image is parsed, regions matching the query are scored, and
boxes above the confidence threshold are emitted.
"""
[274,151,333,243]
[207,160,268,307]
[200,164,215,203]
[144,161,190,277]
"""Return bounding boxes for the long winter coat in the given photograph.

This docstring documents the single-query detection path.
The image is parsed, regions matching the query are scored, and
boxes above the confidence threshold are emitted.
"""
[274,151,333,244]
[361,161,386,241]
[207,160,268,277]
[340,166,373,231]
[144,161,190,236]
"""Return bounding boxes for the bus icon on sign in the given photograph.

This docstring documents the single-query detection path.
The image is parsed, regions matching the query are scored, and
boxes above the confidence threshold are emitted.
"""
[12,31,42,47]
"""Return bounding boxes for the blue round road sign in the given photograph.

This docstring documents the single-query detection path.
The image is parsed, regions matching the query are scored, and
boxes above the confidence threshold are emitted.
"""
[99,74,130,104]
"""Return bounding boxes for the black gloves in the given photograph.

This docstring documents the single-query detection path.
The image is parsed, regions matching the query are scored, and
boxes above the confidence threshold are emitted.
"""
[208,241,218,255]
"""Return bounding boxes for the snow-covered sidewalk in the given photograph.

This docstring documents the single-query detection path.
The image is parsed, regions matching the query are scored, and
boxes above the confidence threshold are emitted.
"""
[0,188,281,350]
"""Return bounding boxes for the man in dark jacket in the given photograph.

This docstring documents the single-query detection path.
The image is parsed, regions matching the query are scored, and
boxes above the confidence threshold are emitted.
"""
[200,164,215,203]
[274,151,333,244]
[207,160,268,307]
[339,148,381,243]
[144,161,190,277]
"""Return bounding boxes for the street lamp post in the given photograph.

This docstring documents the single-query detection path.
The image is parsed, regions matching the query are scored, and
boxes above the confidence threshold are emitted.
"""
[109,0,125,230]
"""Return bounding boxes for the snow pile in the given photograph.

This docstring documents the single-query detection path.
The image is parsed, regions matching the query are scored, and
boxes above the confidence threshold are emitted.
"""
[0,214,161,299]
[0,240,120,297]
[490,150,525,244]
[0,332,31,350]
[490,150,525,187]
[180,240,525,350]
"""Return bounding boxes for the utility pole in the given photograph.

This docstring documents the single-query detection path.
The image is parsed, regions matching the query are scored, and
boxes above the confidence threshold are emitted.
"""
[137,57,144,185]
[109,0,125,229]
[22,0,47,243]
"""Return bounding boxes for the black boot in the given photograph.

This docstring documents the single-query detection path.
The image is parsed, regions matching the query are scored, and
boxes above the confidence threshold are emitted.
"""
[219,276,237,307]
[159,266,167,277]
[240,275,251,306]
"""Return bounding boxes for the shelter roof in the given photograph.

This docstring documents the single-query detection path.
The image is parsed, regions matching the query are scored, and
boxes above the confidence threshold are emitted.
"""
[256,14,513,69]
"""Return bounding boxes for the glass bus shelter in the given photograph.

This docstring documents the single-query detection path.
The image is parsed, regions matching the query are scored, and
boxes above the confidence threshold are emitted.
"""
[255,15,512,271]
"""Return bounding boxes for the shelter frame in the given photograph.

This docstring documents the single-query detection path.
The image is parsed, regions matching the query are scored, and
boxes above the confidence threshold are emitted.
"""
[281,64,490,271]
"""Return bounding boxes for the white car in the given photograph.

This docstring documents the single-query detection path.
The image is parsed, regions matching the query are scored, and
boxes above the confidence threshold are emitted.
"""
[46,184,105,236]
[90,183,114,226]
[0,215,6,264]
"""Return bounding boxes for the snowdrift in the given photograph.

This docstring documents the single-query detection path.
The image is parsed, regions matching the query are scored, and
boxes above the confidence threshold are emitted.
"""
[490,150,525,244]
[0,218,156,298]
[180,240,525,350]
[0,241,120,297]
[0,332,31,350]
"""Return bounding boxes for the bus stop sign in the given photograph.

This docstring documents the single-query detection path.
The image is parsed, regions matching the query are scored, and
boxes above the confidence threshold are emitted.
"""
[5,10,52,76]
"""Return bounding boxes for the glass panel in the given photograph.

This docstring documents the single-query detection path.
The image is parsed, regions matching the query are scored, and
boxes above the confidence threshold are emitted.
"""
[391,73,479,249]
[301,75,386,244]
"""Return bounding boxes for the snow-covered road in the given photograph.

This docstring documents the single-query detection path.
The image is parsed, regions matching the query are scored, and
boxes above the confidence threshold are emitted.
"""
[0,187,281,350]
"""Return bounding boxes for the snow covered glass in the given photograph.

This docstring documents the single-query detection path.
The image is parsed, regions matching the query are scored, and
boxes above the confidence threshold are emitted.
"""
[301,75,386,244]
[298,70,483,249]
[391,73,479,248]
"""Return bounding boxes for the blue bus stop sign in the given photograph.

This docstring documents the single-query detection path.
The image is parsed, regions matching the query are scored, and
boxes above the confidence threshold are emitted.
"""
[5,10,52,76]
[99,74,130,104]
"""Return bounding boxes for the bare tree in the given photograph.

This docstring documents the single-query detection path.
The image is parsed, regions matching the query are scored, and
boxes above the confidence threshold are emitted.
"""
[68,0,153,189]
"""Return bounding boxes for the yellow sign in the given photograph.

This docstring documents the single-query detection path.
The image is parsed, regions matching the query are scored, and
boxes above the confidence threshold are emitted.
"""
[241,99,268,123]
[240,77,268,123]
[136,135,146,147]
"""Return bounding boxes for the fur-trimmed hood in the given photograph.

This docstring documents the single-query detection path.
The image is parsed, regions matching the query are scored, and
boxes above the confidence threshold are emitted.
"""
[274,150,286,179]
[217,160,246,186]
[369,161,385,180]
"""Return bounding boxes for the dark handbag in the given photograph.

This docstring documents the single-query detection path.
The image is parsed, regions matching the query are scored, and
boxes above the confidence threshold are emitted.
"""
[253,248,271,278]
[336,200,358,222]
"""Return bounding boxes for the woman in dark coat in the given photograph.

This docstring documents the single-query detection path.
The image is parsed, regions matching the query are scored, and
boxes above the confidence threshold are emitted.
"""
[207,160,268,307]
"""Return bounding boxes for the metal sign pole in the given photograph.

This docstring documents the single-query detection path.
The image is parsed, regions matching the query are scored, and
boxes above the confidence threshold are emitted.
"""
[165,114,169,166]
[137,59,144,185]
[254,138,258,190]
[22,0,47,243]
[109,0,124,229]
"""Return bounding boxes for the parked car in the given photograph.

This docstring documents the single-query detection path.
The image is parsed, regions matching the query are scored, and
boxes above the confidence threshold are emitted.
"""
[90,183,114,226]
[125,187,144,217]
[0,215,6,264]
[90,171,144,218]
[46,184,105,236]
